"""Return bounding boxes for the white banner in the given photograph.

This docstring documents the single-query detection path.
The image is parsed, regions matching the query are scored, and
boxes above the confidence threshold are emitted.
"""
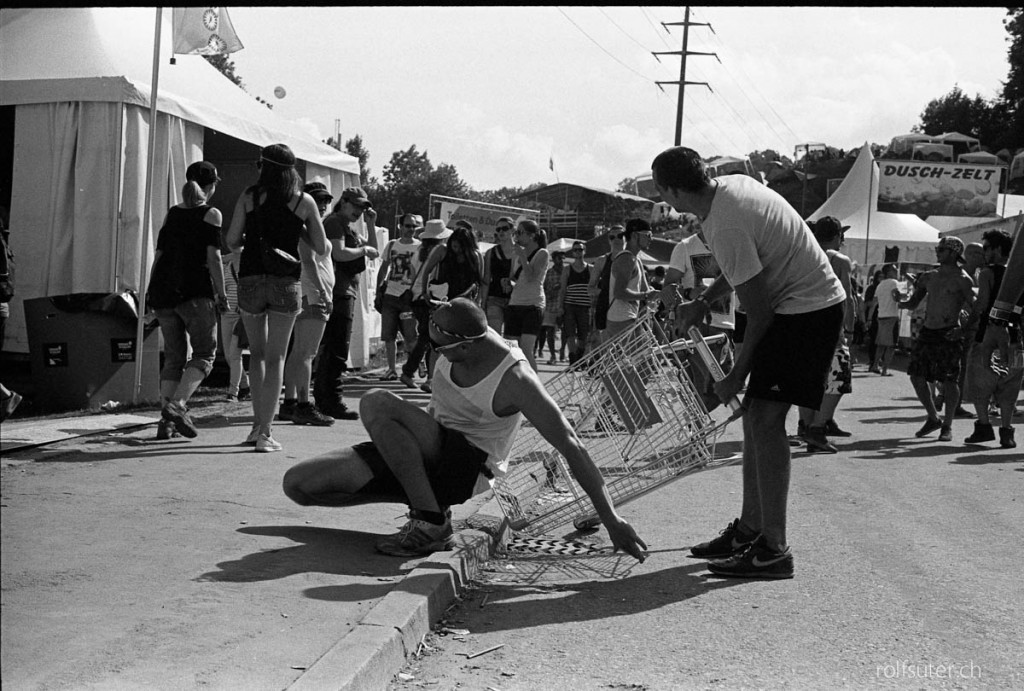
[429,195,539,243]
[877,162,1000,217]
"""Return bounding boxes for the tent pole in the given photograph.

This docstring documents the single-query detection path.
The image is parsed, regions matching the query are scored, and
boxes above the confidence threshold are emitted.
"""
[132,8,163,404]
[864,143,874,268]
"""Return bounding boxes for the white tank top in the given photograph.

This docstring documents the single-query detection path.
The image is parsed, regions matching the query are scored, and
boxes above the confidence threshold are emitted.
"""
[607,250,647,322]
[429,331,528,491]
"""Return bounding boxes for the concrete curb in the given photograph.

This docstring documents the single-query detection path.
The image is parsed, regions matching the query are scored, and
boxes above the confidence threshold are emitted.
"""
[288,499,510,691]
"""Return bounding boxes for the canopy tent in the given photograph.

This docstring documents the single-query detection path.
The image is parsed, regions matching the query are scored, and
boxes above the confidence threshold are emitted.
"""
[1,9,368,356]
[957,151,1000,164]
[887,133,939,157]
[928,194,1024,235]
[807,142,940,267]
[936,131,982,157]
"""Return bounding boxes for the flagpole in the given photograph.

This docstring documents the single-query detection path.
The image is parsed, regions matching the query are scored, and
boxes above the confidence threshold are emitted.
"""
[132,7,163,404]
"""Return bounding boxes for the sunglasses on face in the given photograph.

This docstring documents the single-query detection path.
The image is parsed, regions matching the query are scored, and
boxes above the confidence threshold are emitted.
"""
[429,314,486,352]
[402,224,419,229]
[609,234,623,240]
[496,226,512,232]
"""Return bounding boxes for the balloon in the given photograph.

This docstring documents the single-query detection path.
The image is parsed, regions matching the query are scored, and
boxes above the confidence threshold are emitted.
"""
[273,86,286,99]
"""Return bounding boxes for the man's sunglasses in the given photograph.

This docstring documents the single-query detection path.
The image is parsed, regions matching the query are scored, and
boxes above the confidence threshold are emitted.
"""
[608,233,624,240]
[429,314,486,351]
[402,224,419,229]
[496,226,512,232]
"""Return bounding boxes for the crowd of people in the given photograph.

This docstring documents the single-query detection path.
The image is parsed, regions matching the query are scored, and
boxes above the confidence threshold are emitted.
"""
[135,141,1020,563]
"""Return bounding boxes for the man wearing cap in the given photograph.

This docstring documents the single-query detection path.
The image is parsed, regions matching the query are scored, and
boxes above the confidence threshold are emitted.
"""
[796,216,856,453]
[313,186,380,420]
[376,213,422,380]
[283,298,648,560]
[606,218,661,340]
[896,236,976,441]
[279,182,337,427]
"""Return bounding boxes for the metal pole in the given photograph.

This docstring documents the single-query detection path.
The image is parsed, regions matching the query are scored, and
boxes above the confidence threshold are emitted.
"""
[132,7,163,404]
[865,146,875,268]
[674,6,691,146]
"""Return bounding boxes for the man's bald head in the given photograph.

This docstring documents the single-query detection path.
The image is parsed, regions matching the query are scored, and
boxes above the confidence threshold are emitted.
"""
[429,298,488,346]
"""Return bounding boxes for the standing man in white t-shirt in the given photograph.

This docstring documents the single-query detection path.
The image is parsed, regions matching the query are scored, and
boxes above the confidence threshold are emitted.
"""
[653,146,845,580]
[872,264,901,376]
[376,213,422,380]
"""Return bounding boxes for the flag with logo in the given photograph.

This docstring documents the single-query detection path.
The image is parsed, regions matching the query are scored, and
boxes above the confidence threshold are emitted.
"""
[173,7,243,55]
[549,156,555,172]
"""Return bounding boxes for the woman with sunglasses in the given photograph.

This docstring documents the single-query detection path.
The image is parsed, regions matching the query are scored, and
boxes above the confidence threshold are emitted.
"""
[480,217,516,333]
[506,220,549,371]
[226,144,328,452]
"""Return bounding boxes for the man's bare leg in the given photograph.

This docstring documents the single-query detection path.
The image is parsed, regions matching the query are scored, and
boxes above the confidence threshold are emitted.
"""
[911,375,941,420]
[738,411,763,535]
[283,448,382,506]
[746,398,792,551]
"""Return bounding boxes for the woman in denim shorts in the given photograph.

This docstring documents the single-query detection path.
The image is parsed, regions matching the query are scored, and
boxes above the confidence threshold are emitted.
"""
[147,161,228,440]
[225,144,329,452]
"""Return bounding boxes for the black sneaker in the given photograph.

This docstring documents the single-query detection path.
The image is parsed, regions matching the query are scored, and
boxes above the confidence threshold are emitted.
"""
[824,419,852,437]
[689,518,759,559]
[707,535,794,579]
[291,401,335,427]
[964,421,995,444]
[161,401,198,438]
[278,399,297,422]
[155,419,180,440]
[237,387,252,402]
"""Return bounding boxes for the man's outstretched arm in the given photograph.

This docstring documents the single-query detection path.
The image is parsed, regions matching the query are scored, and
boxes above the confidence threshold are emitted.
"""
[502,364,648,561]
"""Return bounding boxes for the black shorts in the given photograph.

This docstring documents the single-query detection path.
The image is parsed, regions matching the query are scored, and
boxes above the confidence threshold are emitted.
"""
[504,305,543,338]
[352,424,490,507]
[733,311,746,344]
[745,304,843,410]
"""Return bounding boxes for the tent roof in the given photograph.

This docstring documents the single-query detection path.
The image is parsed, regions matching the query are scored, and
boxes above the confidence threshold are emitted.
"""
[928,194,1024,233]
[0,8,358,175]
[514,182,654,211]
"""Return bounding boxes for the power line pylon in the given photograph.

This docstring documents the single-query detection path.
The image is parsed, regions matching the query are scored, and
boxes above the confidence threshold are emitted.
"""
[653,6,719,146]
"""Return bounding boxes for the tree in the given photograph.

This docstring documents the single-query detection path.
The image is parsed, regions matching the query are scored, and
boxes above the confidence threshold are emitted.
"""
[616,177,637,195]
[1000,8,1024,151]
[202,54,272,110]
[344,135,375,187]
[372,145,472,225]
[914,85,994,139]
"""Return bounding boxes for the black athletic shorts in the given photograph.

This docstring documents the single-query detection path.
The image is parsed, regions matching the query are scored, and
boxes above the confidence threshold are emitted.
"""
[745,303,843,410]
[504,305,543,338]
[353,424,491,507]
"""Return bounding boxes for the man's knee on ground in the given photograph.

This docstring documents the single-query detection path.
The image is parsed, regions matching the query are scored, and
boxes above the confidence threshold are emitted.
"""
[282,465,314,505]
[359,388,401,422]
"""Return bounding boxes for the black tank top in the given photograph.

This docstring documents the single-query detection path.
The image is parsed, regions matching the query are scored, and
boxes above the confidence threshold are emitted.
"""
[488,244,513,297]
[975,263,1006,343]
[239,187,304,280]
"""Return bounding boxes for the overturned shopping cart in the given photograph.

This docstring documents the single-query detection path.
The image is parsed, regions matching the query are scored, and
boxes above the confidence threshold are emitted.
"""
[493,314,740,536]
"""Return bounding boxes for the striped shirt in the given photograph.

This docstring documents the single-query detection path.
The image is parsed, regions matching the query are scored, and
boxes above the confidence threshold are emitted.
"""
[563,263,591,306]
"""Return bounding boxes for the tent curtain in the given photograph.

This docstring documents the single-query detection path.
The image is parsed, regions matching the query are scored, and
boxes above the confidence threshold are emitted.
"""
[117,104,203,294]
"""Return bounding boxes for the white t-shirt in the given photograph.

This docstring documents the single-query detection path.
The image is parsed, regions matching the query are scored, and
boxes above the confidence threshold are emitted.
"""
[382,238,421,297]
[701,175,845,315]
[875,277,901,318]
[669,234,735,330]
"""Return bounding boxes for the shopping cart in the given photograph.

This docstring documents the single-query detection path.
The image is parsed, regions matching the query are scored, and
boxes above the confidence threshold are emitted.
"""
[493,313,740,536]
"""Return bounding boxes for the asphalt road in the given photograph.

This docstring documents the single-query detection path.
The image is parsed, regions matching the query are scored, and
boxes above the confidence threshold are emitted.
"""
[390,363,1023,690]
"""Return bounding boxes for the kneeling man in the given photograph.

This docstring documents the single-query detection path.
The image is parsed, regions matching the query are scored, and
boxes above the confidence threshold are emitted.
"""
[283,298,648,560]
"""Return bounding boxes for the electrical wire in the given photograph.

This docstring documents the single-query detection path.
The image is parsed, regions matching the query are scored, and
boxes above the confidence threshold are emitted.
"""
[555,7,658,86]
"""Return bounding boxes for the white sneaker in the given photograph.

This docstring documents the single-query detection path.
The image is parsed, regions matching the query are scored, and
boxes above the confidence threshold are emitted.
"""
[256,434,282,453]
[242,426,260,445]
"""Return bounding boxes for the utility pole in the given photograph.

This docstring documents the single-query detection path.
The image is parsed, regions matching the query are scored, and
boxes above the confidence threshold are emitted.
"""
[653,6,718,146]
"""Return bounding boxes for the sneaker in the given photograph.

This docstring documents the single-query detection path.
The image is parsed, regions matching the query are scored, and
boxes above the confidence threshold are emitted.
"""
[999,426,1016,449]
[420,380,432,394]
[399,372,417,389]
[382,370,399,381]
[162,401,198,438]
[155,419,180,440]
[824,419,852,437]
[278,399,297,422]
[804,425,838,454]
[291,401,335,427]
[689,518,759,559]
[375,515,454,557]
[242,425,260,446]
[322,403,359,421]
[224,393,238,403]
[237,387,252,402]
[915,417,943,438]
[707,535,794,580]
[964,421,995,444]
[953,406,976,419]
[938,425,953,442]
[255,434,282,453]
[0,390,23,422]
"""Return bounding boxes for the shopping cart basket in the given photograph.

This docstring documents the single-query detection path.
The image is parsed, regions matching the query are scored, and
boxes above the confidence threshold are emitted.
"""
[493,313,740,536]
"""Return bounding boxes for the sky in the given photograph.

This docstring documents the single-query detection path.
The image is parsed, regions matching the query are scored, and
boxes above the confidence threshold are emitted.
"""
[222,6,1011,192]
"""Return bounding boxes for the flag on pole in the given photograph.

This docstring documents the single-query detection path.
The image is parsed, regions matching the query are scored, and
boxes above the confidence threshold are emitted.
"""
[172,7,243,55]
[549,155,555,172]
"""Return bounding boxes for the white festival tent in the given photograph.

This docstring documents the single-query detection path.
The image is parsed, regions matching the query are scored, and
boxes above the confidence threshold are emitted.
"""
[807,142,940,268]
[1,9,385,367]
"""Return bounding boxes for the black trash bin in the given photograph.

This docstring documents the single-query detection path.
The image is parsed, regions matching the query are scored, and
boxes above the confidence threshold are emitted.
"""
[24,293,160,412]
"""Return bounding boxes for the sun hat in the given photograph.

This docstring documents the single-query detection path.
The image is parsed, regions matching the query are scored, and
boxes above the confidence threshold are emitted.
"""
[419,219,453,240]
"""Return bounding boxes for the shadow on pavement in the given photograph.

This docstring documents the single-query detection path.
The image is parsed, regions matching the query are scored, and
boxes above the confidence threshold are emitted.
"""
[195,525,411,587]
[949,451,1022,465]
[423,561,742,634]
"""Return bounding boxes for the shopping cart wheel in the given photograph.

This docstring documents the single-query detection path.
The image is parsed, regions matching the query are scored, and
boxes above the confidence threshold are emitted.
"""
[573,515,601,531]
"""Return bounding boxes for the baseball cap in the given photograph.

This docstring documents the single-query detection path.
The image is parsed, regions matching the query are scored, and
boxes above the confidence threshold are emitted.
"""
[303,181,334,203]
[340,187,372,209]
[809,216,849,242]
[185,161,220,187]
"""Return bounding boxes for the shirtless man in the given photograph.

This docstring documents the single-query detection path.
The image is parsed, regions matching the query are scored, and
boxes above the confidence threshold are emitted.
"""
[897,236,976,441]
[282,298,648,560]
